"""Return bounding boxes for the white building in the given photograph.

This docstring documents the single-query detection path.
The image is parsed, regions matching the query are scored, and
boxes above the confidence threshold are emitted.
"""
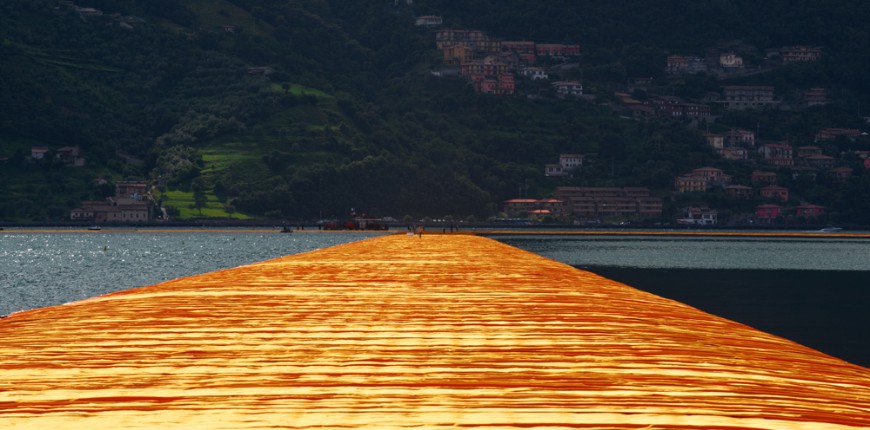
[552,81,583,97]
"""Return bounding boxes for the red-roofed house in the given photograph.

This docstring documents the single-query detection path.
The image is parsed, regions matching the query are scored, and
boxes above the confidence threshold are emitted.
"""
[795,204,825,218]
[502,199,567,218]
[690,167,732,186]
[756,204,783,221]
[502,41,536,63]
[554,187,661,218]
[460,59,509,77]
[537,199,568,217]
[725,185,753,199]
[816,128,861,142]
[797,146,823,158]
[536,44,581,57]
[759,185,789,202]
[674,175,708,193]
[503,199,539,215]
[803,154,835,169]
[751,170,777,185]
[468,72,515,95]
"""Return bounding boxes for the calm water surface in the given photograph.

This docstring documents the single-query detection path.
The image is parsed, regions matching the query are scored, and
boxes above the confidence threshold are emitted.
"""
[0,229,381,316]
[496,234,870,270]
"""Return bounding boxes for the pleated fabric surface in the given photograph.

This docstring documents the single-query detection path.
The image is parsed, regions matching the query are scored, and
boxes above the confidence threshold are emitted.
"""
[2,234,869,429]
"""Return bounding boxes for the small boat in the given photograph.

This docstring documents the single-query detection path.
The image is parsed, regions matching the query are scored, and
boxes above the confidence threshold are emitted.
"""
[818,226,842,233]
[87,225,102,231]
[280,226,294,233]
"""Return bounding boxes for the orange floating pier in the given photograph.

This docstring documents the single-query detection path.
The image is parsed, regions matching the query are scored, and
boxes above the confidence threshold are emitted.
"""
[1,234,869,429]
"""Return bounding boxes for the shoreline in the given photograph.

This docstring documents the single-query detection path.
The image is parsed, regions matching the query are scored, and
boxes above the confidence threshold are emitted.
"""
[3,226,870,239]
[2,218,870,230]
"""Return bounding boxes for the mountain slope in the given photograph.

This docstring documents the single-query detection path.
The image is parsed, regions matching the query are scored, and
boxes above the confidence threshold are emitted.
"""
[2,0,869,223]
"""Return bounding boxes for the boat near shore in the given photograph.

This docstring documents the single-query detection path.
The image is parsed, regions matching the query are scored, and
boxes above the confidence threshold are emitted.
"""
[818,226,843,233]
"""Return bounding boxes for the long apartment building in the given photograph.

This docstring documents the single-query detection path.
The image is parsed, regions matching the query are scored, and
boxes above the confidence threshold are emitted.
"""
[69,181,153,223]
[554,187,662,218]
[721,86,781,110]
[435,29,501,52]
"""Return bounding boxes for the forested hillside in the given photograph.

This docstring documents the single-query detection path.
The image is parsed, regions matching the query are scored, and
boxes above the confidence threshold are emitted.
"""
[2,0,869,224]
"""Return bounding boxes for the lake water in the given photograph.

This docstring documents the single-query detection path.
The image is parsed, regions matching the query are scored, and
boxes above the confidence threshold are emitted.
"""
[2,230,868,367]
[495,234,870,270]
[0,229,384,316]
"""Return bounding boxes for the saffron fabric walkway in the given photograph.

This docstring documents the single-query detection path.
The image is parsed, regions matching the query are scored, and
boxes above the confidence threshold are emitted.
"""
[1,234,869,429]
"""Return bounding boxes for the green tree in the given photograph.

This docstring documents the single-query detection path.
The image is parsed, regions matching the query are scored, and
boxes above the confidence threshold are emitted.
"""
[192,178,207,216]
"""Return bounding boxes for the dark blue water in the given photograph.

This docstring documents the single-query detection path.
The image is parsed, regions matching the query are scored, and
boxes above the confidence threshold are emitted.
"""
[586,267,870,368]
[499,235,870,368]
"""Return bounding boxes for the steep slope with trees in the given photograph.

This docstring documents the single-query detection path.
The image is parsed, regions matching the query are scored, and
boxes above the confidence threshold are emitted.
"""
[1,0,869,224]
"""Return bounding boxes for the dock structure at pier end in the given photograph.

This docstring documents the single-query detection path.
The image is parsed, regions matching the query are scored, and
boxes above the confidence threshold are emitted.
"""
[1,234,869,429]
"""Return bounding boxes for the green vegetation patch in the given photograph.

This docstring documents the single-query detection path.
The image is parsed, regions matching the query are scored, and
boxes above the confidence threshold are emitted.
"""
[200,146,261,174]
[182,0,272,37]
[160,189,251,220]
[268,83,331,98]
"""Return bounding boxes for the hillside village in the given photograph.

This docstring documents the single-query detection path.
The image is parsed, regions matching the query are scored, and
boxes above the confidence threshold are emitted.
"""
[3,2,870,226]
[423,19,584,98]
[415,15,869,226]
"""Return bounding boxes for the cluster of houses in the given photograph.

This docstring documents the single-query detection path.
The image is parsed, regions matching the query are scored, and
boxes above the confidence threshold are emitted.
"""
[503,187,662,222]
[618,42,865,225]
[69,181,154,224]
[426,21,582,96]
[666,45,823,77]
[674,166,831,223]
[702,126,867,173]
[523,163,841,225]
[531,138,866,224]
[615,85,789,121]
[601,114,864,221]
[616,45,828,121]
